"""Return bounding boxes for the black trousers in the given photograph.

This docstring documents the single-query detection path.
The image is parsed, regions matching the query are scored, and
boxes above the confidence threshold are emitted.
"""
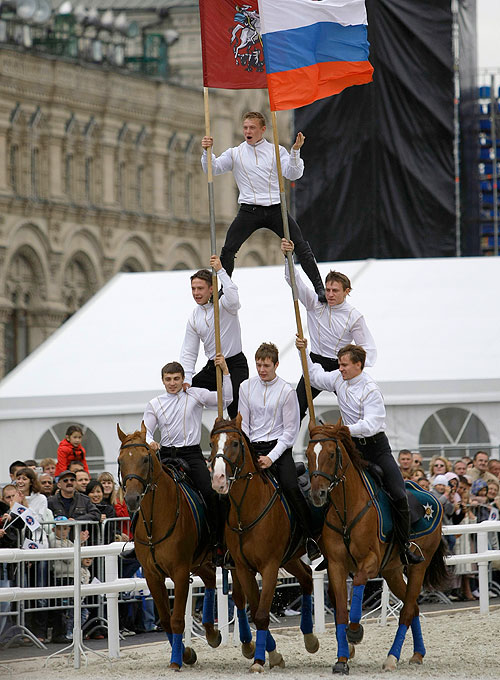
[252,442,299,493]
[220,204,307,277]
[191,351,249,419]
[352,432,407,502]
[160,445,213,504]
[297,352,339,422]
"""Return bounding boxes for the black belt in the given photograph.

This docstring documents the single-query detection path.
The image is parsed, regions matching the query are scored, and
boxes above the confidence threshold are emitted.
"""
[310,352,339,371]
[208,351,245,364]
[160,445,201,457]
[251,440,278,456]
[352,432,386,447]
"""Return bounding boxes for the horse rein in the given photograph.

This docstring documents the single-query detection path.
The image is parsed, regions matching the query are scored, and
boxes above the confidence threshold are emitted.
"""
[212,428,252,486]
[308,436,350,491]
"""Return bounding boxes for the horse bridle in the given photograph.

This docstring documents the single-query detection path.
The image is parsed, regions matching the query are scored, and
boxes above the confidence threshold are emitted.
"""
[308,436,350,491]
[212,428,250,485]
[118,441,155,500]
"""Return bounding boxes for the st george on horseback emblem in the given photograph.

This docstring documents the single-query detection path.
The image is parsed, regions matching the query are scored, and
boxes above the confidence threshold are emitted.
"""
[231,4,265,72]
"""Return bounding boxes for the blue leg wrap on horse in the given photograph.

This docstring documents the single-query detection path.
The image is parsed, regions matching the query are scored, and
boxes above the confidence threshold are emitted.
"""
[411,616,426,657]
[171,633,183,667]
[336,623,349,660]
[255,629,267,662]
[166,632,173,646]
[350,585,365,624]
[202,587,215,625]
[237,608,252,644]
[300,593,313,635]
[388,623,408,660]
[266,630,276,652]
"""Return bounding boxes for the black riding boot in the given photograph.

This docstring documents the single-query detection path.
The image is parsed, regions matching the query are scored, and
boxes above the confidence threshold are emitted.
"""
[220,246,236,278]
[391,496,425,565]
[294,241,326,303]
[121,512,138,559]
[286,487,323,562]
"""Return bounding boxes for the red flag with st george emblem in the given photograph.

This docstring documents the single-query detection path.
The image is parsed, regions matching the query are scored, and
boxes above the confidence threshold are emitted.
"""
[199,0,267,89]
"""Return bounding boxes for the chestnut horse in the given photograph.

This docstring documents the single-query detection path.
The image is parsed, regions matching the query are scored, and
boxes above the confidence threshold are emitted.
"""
[306,422,448,674]
[117,423,251,670]
[210,415,320,672]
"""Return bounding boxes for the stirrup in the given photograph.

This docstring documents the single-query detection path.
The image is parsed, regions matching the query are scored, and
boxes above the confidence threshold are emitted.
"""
[402,542,425,565]
[121,543,137,560]
[212,544,225,568]
[223,551,236,570]
[306,537,322,562]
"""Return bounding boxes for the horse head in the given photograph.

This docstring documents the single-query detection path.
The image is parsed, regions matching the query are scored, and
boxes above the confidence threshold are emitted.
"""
[117,421,154,513]
[306,420,350,507]
[209,413,252,495]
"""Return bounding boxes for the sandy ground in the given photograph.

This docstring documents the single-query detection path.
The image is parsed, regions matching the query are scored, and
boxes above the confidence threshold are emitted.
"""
[5,608,500,679]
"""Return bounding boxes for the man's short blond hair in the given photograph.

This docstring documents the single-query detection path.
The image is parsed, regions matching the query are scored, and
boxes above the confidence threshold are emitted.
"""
[243,111,266,127]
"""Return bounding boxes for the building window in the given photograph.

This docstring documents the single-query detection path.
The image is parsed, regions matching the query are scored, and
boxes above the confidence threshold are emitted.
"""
[4,294,30,375]
[65,153,73,198]
[419,407,491,460]
[31,147,39,198]
[35,421,104,474]
[137,164,144,210]
[85,156,93,203]
[10,144,19,194]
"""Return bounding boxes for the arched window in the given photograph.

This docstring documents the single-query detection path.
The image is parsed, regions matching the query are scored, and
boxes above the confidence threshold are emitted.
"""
[63,255,96,318]
[419,407,491,460]
[35,421,104,474]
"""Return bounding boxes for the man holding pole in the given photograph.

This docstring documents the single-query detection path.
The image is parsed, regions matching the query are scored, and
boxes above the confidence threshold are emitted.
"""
[201,111,326,302]
[180,255,248,419]
[281,238,377,421]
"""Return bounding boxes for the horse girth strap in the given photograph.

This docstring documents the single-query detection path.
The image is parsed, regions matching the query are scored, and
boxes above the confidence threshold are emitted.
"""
[325,498,373,569]
[229,485,280,535]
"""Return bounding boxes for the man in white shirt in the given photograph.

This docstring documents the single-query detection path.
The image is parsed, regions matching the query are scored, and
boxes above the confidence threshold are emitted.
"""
[201,111,326,302]
[239,342,323,562]
[180,255,248,418]
[282,238,377,422]
[143,355,232,564]
[296,337,424,565]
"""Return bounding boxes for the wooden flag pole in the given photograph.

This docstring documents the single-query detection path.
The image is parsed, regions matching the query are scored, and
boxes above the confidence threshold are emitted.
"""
[270,111,316,427]
[204,87,223,419]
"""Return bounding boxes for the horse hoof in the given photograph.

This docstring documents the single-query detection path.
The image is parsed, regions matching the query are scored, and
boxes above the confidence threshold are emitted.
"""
[249,661,265,673]
[332,661,349,675]
[409,653,424,665]
[304,632,320,654]
[346,624,364,644]
[169,663,182,672]
[348,644,355,660]
[382,654,398,671]
[207,630,222,649]
[268,650,285,669]
[183,647,197,665]
[242,641,256,659]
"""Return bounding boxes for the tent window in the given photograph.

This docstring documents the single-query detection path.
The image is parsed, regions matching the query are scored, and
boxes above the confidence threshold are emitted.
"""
[35,422,104,475]
[419,407,491,460]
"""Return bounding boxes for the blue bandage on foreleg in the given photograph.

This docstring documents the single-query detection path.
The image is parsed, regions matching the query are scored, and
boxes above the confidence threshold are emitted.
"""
[349,585,365,624]
[411,616,426,657]
[336,623,349,660]
[255,629,267,662]
[202,587,215,625]
[300,593,313,635]
[388,623,408,661]
[170,633,183,667]
[266,630,276,652]
[237,608,252,644]
[165,632,173,646]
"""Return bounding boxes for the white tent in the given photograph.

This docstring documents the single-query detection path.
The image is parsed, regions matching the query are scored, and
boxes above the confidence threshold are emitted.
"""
[1,257,500,480]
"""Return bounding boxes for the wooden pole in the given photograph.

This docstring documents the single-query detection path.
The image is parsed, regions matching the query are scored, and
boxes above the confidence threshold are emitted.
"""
[270,111,316,427]
[204,88,223,419]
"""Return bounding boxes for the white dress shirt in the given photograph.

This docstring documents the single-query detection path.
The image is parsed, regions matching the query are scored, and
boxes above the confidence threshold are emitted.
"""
[180,268,242,385]
[286,261,377,365]
[201,138,303,206]
[307,354,386,437]
[238,375,300,463]
[143,375,233,447]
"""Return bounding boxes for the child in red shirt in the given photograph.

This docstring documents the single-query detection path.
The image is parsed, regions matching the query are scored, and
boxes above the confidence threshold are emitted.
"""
[55,425,89,476]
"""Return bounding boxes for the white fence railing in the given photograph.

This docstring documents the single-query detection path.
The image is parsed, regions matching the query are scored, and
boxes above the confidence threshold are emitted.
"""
[1,520,499,668]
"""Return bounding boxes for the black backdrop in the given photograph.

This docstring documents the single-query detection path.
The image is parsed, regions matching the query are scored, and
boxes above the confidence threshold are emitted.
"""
[294,0,478,261]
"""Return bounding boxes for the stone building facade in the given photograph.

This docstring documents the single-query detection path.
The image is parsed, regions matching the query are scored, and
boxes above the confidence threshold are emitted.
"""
[0,23,294,378]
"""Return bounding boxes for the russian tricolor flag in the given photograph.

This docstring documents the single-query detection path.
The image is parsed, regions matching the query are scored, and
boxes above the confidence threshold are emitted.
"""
[259,0,374,111]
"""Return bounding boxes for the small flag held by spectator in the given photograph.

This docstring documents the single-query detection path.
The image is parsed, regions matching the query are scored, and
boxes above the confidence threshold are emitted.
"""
[11,502,41,531]
[22,538,41,550]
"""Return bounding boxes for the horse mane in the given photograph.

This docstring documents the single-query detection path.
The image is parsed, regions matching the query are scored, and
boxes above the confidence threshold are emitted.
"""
[310,422,368,474]
[121,429,147,446]
[210,417,263,474]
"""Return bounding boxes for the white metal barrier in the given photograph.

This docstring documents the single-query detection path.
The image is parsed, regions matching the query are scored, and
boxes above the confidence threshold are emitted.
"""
[1,519,499,665]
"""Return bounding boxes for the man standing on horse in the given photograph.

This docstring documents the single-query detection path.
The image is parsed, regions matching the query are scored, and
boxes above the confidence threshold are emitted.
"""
[281,238,377,421]
[201,112,326,302]
[295,338,424,565]
[238,342,323,563]
[180,255,248,419]
[143,354,231,565]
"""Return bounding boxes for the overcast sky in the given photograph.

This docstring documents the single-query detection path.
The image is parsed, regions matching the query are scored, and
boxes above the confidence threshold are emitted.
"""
[477,0,500,70]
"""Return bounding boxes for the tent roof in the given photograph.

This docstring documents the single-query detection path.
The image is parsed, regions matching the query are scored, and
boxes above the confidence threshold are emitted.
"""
[1,256,500,418]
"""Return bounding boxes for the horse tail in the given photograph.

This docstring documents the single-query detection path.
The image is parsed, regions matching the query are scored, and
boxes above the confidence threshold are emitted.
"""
[422,537,451,591]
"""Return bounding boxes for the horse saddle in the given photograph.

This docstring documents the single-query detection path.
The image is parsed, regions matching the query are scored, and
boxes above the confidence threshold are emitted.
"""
[360,470,443,543]
[162,460,209,545]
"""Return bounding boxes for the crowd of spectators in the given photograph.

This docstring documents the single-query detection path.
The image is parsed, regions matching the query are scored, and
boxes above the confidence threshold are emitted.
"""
[397,448,500,601]
[0,425,157,647]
